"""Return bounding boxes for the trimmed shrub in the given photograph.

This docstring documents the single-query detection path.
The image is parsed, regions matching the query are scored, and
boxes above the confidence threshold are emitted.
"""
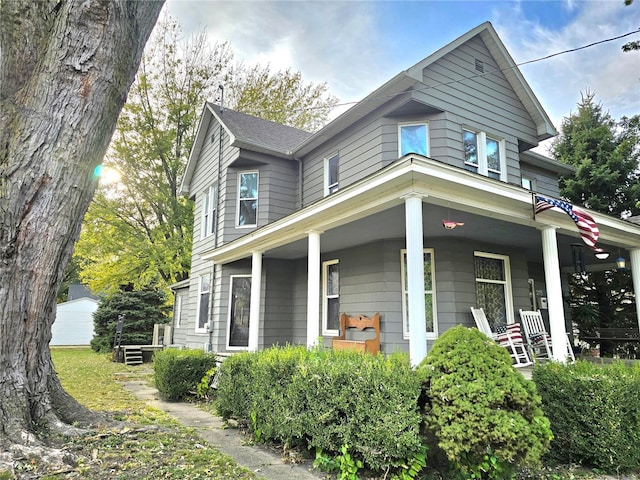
[418,326,552,479]
[153,348,217,401]
[215,351,258,422]
[249,345,311,443]
[533,360,640,473]
[287,349,424,472]
[214,346,425,475]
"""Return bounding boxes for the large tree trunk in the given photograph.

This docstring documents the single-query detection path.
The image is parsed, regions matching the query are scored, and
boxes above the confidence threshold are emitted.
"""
[0,0,163,462]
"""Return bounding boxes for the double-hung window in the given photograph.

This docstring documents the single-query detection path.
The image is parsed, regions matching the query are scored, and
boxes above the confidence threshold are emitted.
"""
[463,129,505,180]
[325,153,339,195]
[399,122,429,157]
[322,259,340,336]
[201,184,217,239]
[474,252,514,328]
[237,171,258,227]
[400,249,437,339]
[196,274,211,332]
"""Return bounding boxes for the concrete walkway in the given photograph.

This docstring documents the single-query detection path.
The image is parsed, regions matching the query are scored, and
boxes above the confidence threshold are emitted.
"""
[121,378,325,480]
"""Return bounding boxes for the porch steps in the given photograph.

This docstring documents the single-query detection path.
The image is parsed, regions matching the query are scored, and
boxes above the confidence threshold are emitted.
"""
[123,346,143,366]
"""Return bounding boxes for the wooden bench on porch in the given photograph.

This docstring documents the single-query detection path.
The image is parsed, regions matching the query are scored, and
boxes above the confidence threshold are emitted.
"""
[332,313,380,354]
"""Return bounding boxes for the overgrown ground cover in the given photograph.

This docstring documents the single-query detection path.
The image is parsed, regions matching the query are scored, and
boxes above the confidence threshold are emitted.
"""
[3,347,258,480]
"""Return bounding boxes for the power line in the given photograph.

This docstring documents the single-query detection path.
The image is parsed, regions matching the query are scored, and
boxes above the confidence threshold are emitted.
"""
[300,28,640,115]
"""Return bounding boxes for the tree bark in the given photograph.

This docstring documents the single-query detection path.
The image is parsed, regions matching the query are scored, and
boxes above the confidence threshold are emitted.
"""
[0,0,164,458]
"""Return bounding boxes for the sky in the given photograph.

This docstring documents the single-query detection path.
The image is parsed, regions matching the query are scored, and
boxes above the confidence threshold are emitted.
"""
[165,0,640,154]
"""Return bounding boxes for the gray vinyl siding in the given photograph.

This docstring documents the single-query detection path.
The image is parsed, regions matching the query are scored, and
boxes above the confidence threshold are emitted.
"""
[171,288,189,346]
[262,259,296,347]
[301,238,534,354]
[519,163,562,198]
[300,36,547,207]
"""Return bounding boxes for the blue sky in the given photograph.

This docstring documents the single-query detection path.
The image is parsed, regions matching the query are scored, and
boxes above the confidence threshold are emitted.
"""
[166,0,639,153]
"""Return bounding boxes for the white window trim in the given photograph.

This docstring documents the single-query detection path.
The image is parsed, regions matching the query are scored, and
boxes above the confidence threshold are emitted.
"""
[474,251,515,324]
[236,171,259,228]
[322,259,340,336]
[521,176,536,191]
[463,128,506,181]
[201,184,217,239]
[398,122,430,157]
[324,152,339,196]
[400,248,437,340]
[195,274,211,334]
[226,274,252,350]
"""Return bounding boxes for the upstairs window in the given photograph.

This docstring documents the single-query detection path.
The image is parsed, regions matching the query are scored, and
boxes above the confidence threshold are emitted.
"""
[521,176,536,190]
[325,153,339,195]
[463,129,505,180]
[201,184,217,239]
[237,171,258,227]
[399,123,429,157]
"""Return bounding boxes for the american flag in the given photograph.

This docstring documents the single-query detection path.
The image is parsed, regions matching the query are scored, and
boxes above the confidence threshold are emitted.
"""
[534,195,599,249]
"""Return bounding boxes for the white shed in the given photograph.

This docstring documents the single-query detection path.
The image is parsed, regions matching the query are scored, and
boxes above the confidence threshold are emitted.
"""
[51,297,99,346]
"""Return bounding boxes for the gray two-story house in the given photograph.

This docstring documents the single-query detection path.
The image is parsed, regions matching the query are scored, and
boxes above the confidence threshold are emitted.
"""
[171,22,640,365]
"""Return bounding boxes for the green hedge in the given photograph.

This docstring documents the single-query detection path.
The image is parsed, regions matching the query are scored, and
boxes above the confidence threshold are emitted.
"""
[418,326,552,479]
[216,346,424,473]
[533,360,640,473]
[153,348,217,401]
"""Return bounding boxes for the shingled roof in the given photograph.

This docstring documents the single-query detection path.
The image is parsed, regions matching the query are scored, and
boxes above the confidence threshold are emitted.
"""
[207,102,312,154]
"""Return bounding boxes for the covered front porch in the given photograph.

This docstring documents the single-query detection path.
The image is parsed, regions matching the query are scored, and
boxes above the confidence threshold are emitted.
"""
[204,155,640,365]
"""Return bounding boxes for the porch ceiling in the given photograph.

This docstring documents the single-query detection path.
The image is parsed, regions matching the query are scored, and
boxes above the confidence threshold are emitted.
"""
[203,156,640,270]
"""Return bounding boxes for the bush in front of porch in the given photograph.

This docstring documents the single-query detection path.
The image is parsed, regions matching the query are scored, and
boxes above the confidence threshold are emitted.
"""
[418,326,553,479]
[215,345,425,478]
[534,359,640,474]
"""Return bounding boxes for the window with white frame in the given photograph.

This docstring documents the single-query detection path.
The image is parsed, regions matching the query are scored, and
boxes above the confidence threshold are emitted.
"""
[196,274,211,332]
[237,171,258,227]
[322,259,340,335]
[228,275,252,348]
[325,153,339,195]
[474,251,514,328]
[521,176,536,191]
[463,129,505,180]
[399,122,429,157]
[401,249,437,339]
[201,184,217,238]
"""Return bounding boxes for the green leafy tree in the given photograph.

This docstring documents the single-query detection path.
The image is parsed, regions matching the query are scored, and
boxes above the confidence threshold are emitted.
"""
[91,287,170,353]
[75,15,338,294]
[551,91,640,217]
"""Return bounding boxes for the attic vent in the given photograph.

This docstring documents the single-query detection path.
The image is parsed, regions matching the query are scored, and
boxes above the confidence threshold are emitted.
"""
[210,133,215,144]
[474,58,484,73]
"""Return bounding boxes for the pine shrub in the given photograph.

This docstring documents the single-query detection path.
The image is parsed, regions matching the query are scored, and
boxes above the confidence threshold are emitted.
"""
[418,325,552,479]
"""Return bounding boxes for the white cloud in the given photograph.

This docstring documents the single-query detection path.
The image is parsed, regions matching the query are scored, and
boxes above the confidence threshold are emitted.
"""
[493,0,640,132]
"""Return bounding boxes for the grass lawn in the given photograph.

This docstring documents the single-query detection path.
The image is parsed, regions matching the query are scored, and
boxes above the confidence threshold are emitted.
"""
[8,347,260,480]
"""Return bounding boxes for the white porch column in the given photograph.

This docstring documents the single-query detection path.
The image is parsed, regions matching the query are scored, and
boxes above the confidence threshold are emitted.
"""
[248,251,262,352]
[629,249,640,331]
[540,226,568,362]
[307,231,322,347]
[405,195,427,366]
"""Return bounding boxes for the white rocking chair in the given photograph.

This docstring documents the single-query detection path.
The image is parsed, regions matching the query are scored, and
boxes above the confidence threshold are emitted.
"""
[471,307,532,367]
[518,309,575,363]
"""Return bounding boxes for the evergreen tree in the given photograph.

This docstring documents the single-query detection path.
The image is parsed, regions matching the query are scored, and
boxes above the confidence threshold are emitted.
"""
[551,91,640,217]
[91,288,170,353]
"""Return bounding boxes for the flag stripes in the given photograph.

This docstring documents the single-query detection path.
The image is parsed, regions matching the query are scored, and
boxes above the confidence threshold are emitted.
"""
[534,195,599,249]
